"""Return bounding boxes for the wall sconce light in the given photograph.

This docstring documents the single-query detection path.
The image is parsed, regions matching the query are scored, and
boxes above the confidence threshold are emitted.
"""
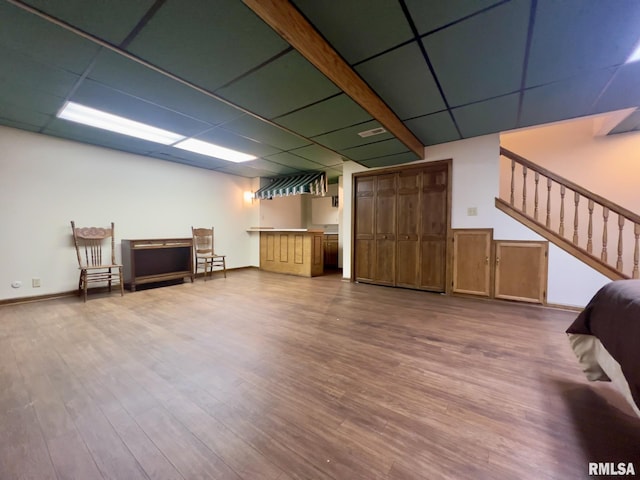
[244,191,255,204]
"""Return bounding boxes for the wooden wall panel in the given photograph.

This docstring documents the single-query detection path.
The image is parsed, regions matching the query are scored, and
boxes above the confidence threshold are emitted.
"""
[294,235,303,264]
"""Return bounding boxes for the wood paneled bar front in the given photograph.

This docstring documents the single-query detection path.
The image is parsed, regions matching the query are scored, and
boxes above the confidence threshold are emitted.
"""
[249,228,324,277]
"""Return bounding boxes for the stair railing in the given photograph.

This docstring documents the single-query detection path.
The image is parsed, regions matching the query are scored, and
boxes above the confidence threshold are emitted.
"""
[499,147,640,279]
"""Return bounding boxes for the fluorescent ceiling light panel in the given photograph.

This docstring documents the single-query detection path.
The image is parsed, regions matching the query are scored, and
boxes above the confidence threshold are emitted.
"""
[627,41,640,63]
[57,102,185,145]
[174,138,257,163]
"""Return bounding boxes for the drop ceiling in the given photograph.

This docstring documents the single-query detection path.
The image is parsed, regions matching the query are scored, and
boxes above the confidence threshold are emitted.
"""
[2,0,640,181]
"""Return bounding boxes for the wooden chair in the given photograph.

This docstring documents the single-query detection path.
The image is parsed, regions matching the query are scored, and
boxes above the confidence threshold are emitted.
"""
[70,221,124,302]
[192,227,227,280]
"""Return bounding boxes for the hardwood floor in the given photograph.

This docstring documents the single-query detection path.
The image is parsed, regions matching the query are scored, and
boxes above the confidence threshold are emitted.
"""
[1,269,638,479]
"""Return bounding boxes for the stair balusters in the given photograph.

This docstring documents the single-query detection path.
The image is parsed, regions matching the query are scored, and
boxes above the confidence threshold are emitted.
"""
[499,147,639,280]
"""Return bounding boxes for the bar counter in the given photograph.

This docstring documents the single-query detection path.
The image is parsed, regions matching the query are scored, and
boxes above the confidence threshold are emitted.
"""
[248,228,324,277]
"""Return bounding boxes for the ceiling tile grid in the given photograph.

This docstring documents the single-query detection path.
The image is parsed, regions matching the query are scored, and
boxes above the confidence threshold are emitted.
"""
[124,0,290,93]
[2,0,640,177]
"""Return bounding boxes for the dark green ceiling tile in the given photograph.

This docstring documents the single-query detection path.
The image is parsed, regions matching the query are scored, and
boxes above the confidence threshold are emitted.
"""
[195,128,282,158]
[520,69,614,128]
[71,80,211,136]
[405,0,503,35]
[360,151,421,169]
[275,94,372,137]
[220,115,311,151]
[422,0,529,107]
[311,120,392,150]
[263,152,326,171]
[149,152,221,171]
[355,41,445,119]
[23,0,155,45]
[216,50,340,119]
[0,80,65,116]
[0,118,41,133]
[289,144,344,167]
[0,100,52,129]
[0,2,101,74]
[405,111,461,146]
[292,0,413,64]
[127,0,289,92]
[593,62,640,114]
[152,147,231,170]
[0,47,79,98]
[325,166,343,182]
[244,159,299,175]
[217,164,277,178]
[453,93,519,138]
[527,0,640,87]
[340,138,409,161]
[89,50,242,126]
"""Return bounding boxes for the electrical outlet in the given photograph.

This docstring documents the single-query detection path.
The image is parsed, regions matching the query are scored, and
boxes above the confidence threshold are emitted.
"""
[11,280,22,288]
[467,207,478,216]
[32,278,41,288]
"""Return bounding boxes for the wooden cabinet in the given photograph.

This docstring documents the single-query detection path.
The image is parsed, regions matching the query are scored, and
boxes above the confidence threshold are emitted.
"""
[451,231,548,304]
[324,234,339,268]
[353,161,450,292]
[452,229,492,297]
[494,240,548,304]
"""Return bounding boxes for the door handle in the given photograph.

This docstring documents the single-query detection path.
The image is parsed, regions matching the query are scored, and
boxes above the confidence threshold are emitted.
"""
[485,256,489,265]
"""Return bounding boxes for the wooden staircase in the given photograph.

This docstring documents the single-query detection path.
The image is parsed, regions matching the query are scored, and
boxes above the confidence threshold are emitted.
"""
[496,147,640,280]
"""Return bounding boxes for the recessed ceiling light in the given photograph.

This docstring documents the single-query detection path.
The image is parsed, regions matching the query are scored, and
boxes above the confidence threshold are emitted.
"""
[357,127,387,138]
[626,40,640,63]
[174,138,257,163]
[57,102,185,145]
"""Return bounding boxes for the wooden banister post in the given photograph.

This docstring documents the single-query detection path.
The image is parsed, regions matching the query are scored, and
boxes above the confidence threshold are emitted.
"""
[559,185,566,237]
[534,172,540,221]
[617,215,625,272]
[522,165,527,214]
[587,199,594,254]
[573,191,580,245]
[602,207,609,262]
[546,178,552,228]
[510,159,515,206]
[634,223,640,279]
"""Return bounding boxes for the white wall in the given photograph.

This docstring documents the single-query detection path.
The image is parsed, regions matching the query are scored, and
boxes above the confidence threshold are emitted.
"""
[341,134,609,307]
[258,195,303,228]
[0,126,260,301]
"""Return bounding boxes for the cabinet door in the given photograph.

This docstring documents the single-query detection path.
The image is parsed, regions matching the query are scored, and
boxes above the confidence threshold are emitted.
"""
[494,241,548,303]
[324,235,338,268]
[354,176,375,282]
[419,167,448,292]
[396,169,420,288]
[374,174,396,285]
[452,229,492,297]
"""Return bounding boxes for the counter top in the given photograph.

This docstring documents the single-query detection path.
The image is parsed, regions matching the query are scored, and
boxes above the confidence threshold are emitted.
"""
[246,228,324,233]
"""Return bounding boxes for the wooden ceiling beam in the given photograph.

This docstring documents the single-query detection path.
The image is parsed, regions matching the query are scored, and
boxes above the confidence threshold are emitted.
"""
[242,0,425,160]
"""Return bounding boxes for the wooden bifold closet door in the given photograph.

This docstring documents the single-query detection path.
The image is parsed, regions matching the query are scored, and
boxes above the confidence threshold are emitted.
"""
[353,162,450,292]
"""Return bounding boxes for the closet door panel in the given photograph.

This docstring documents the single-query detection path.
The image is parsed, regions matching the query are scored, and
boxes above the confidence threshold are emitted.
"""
[419,167,448,291]
[374,174,396,285]
[354,176,375,282]
[396,170,421,288]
